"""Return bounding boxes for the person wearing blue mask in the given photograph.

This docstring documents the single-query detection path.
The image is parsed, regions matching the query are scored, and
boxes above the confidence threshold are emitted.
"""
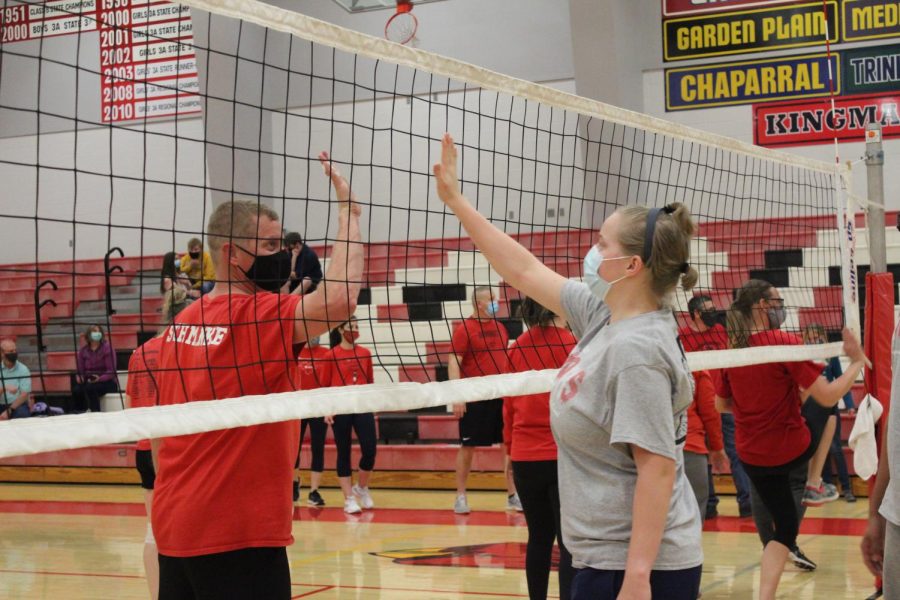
[435,133,703,599]
[71,324,119,413]
[449,285,521,514]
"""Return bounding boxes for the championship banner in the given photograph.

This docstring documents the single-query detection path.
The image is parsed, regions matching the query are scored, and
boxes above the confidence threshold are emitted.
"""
[754,93,900,147]
[843,0,900,41]
[664,1,838,62]
[665,52,838,111]
[842,43,900,94]
[663,0,804,18]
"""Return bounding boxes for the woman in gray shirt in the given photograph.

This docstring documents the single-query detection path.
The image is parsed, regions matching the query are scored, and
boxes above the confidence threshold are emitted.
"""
[434,133,703,599]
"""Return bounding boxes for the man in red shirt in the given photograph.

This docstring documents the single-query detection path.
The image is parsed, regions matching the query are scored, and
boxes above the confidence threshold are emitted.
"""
[678,293,752,519]
[151,154,362,600]
[126,335,163,600]
[448,285,516,514]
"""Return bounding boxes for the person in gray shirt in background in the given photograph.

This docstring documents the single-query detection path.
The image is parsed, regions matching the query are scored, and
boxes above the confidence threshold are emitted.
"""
[434,133,703,600]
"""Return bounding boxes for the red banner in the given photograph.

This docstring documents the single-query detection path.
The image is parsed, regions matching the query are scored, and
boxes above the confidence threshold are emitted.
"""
[663,0,804,17]
[753,93,900,147]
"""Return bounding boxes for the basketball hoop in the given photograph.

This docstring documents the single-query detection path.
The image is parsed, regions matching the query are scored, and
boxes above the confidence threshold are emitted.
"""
[385,0,418,45]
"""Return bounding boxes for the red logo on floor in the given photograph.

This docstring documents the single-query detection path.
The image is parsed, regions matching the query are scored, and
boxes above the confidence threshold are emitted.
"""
[372,542,560,570]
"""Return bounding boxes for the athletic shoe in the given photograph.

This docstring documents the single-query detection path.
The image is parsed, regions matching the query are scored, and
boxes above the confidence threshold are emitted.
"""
[788,546,817,571]
[842,489,857,503]
[454,494,471,514]
[506,493,524,512]
[738,504,753,519]
[292,481,300,503]
[344,496,362,514]
[352,484,375,510]
[705,504,719,520]
[307,490,326,507]
[802,483,839,507]
[824,482,839,498]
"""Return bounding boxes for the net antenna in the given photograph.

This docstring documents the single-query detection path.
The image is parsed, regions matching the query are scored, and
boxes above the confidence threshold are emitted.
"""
[384,0,417,45]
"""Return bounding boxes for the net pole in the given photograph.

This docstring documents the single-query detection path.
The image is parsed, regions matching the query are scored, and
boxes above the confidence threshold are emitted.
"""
[838,168,861,337]
[865,122,887,275]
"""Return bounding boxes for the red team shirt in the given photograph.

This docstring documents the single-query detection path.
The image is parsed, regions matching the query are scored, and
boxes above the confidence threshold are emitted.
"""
[678,323,728,353]
[684,370,724,455]
[716,330,823,467]
[297,344,331,390]
[125,336,163,452]
[451,317,510,378]
[503,325,577,462]
[319,345,374,388]
[152,292,302,557]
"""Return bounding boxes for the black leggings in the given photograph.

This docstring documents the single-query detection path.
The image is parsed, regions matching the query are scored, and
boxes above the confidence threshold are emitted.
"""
[332,412,377,478]
[158,546,290,600]
[512,460,573,600]
[70,376,118,413]
[742,399,832,549]
[296,417,327,473]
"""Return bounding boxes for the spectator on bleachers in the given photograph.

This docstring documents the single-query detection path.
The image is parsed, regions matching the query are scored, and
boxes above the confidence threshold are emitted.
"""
[71,324,118,413]
[448,285,519,515]
[179,238,216,295]
[802,323,856,503]
[0,339,32,420]
[679,294,752,519]
[160,252,197,323]
[284,232,323,294]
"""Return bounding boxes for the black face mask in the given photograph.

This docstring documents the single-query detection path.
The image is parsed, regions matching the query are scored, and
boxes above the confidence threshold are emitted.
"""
[189,251,201,259]
[699,311,719,328]
[4,352,17,364]
[237,246,292,292]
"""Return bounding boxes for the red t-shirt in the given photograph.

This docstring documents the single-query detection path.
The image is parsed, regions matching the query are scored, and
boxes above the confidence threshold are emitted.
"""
[678,324,727,353]
[152,292,302,557]
[717,330,824,467]
[451,318,510,378]
[126,336,163,452]
[503,325,577,461]
[297,344,331,390]
[685,370,724,455]
[319,344,374,387]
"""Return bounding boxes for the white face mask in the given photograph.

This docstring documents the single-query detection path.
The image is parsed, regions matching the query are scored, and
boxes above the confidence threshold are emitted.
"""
[582,246,631,301]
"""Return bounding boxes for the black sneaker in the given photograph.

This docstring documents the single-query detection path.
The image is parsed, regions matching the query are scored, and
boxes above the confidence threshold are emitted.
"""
[842,489,857,503]
[788,546,816,571]
[738,504,753,519]
[292,481,300,503]
[704,504,718,520]
[308,489,325,507]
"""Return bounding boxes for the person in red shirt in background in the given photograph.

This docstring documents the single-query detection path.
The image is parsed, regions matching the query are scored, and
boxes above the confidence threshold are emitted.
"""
[716,279,866,600]
[679,294,752,519]
[503,297,576,600]
[319,316,376,514]
[151,154,362,600]
[293,334,331,507]
[126,334,164,600]
[448,285,519,515]
[683,369,728,519]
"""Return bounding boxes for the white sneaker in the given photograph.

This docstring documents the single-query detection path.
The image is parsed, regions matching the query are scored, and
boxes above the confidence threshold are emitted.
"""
[454,494,470,514]
[506,493,524,512]
[343,496,362,514]
[352,484,374,509]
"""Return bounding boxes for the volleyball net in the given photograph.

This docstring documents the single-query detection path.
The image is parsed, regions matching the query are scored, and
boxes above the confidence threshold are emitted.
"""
[0,0,859,458]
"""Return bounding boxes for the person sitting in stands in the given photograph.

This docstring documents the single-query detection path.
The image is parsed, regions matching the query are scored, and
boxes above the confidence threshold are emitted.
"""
[284,232,323,294]
[160,252,197,322]
[71,324,118,413]
[179,238,216,295]
[0,339,32,420]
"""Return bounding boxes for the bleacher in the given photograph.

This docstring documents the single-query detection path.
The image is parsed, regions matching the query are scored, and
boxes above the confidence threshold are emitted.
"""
[1,214,896,491]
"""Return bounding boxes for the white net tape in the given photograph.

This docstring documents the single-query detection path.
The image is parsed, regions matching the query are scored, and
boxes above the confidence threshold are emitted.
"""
[0,341,845,459]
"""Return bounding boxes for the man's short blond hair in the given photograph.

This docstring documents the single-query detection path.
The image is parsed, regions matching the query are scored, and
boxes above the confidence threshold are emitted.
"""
[206,200,281,255]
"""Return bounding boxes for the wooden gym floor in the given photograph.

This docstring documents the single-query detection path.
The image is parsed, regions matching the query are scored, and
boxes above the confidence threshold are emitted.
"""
[0,483,880,599]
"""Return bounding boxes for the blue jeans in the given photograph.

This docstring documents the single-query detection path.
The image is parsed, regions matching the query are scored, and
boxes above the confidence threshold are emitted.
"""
[571,565,702,600]
[822,413,851,490]
[4,404,30,419]
[721,413,752,510]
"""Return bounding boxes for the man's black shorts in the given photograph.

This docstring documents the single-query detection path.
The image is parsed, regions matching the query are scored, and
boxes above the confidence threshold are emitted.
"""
[459,398,504,447]
[135,449,156,490]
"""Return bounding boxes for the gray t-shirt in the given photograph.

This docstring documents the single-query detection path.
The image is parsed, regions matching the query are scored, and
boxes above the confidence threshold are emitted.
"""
[879,333,900,525]
[550,280,703,571]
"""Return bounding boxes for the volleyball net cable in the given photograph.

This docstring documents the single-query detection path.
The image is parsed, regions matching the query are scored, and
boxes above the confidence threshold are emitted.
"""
[0,0,861,458]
